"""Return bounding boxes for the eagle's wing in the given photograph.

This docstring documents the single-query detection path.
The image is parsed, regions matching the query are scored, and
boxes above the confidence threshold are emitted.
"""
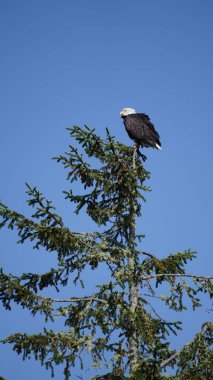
[125,114,161,148]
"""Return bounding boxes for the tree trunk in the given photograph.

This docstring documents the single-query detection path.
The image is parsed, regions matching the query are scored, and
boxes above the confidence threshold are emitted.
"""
[128,192,139,374]
[128,255,139,372]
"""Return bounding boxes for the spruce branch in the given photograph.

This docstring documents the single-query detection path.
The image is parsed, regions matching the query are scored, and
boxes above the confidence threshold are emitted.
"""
[160,322,213,373]
[141,273,213,281]
[36,294,108,304]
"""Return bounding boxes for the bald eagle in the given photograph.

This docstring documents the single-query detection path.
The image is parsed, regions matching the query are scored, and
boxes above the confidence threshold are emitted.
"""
[120,107,161,160]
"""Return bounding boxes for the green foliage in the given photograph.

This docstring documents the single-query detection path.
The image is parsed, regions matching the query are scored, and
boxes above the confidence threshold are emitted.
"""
[0,126,212,379]
[176,322,213,379]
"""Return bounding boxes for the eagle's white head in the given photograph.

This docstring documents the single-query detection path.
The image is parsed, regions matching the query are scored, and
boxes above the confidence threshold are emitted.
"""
[120,107,136,117]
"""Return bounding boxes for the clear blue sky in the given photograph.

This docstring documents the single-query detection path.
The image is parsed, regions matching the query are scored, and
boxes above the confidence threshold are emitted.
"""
[0,1,213,379]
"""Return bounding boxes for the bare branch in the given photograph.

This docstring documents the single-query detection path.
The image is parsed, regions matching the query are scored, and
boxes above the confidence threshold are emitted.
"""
[141,273,213,281]
[36,294,108,304]
[160,350,181,368]
[143,293,165,300]
[137,250,156,259]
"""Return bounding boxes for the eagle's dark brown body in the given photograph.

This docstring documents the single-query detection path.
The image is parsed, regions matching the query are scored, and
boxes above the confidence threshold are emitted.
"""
[121,113,161,150]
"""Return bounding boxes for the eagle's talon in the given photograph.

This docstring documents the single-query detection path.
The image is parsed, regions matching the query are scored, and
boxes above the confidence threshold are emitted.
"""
[136,147,147,161]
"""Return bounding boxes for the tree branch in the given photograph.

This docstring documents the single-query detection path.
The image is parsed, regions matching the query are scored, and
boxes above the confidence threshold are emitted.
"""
[36,294,108,304]
[141,273,213,281]
[160,323,210,368]
[160,350,181,368]
[137,250,156,259]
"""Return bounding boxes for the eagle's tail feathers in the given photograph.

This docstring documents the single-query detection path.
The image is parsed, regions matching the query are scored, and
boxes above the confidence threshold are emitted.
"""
[156,143,162,150]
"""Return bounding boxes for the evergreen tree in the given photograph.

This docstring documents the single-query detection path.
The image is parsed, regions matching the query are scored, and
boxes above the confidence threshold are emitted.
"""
[0,126,212,379]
